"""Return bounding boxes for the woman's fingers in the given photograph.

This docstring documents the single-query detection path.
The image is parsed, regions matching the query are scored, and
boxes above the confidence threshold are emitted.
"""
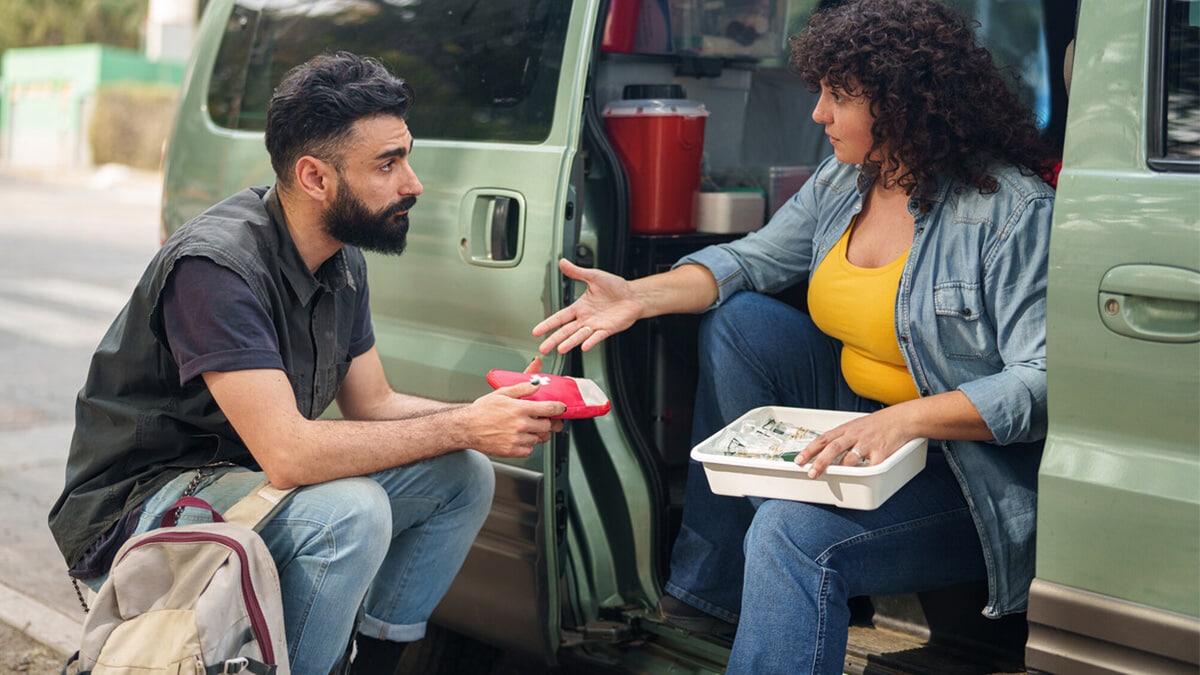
[538,319,600,354]
[535,259,634,354]
[797,426,880,477]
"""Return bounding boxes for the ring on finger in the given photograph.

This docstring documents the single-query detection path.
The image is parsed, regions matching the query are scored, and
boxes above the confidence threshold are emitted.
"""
[580,326,594,335]
[849,448,869,465]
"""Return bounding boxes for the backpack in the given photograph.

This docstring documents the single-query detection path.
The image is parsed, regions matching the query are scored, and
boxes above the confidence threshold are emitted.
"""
[65,481,294,675]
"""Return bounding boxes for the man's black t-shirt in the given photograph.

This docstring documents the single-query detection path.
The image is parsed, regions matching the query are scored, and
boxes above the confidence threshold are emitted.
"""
[162,256,374,385]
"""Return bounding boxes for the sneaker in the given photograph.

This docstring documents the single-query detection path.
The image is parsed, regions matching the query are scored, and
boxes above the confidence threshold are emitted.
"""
[657,594,738,637]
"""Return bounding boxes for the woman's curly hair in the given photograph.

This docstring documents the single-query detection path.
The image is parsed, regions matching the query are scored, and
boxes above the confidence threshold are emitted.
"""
[791,0,1052,202]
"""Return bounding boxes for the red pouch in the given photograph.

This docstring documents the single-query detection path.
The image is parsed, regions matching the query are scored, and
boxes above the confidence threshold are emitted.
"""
[486,369,612,419]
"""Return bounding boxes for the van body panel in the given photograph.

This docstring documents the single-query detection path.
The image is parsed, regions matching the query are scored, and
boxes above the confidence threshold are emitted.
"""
[1026,578,1200,675]
[434,462,549,656]
[1033,0,1200,670]
[564,347,661,617]
[160,0,241,233]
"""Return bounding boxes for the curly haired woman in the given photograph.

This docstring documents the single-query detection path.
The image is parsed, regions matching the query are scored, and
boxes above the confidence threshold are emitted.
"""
[532,1,1055,671]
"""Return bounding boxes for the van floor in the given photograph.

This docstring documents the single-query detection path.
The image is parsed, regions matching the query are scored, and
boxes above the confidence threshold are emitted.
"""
[846,622,1026,675]
[845,589,1028,675]
[616,589,1028,675]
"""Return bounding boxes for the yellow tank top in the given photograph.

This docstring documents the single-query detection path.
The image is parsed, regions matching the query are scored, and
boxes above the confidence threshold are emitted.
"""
[808,224,920,405]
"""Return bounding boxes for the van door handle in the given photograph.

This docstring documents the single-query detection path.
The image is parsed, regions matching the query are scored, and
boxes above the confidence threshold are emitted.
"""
[460,190,524,267]
[1098,264,1200,343]
[489,196,516,261]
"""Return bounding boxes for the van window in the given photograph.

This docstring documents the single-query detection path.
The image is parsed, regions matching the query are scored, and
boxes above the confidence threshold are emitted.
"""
[1161,0,1200,162]
[779,1,1053,129]
[206,0,572,142]
[942,0,1052,129]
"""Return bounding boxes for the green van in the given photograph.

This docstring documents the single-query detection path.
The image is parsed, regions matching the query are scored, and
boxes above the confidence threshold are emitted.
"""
[161,0,1199,672]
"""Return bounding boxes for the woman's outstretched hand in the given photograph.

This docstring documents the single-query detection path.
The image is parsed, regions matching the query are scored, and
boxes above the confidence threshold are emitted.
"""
[533,259,643,354]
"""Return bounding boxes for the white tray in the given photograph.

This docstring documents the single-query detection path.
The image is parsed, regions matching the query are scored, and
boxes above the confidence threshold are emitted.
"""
[691,406,928,510]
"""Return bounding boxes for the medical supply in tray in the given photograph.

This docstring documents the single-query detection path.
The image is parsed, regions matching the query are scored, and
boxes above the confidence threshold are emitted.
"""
[713,415,822,462]
[691,406,929,510]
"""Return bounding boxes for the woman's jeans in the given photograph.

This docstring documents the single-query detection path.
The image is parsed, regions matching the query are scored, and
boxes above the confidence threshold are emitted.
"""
[664,293,987,674]
[664,292,882,622]
[120,449,495,675]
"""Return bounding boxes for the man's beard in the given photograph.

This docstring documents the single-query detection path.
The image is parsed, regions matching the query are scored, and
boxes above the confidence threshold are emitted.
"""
[322,182,416,255]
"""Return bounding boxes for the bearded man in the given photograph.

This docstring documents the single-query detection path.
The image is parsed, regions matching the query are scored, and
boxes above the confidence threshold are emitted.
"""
[49,51,563,675]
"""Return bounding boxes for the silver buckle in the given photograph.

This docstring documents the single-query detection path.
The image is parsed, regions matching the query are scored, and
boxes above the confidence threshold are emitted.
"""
[221,657,250,674]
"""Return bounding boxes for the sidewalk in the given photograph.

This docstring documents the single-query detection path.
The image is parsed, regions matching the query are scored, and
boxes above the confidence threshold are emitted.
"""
[0,423,82,660]
[0,619,66,673]
[0,583,79,659]
[0,163,164,668]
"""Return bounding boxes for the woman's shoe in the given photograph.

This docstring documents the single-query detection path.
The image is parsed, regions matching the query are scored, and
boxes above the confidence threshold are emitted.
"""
[657,594,737,637]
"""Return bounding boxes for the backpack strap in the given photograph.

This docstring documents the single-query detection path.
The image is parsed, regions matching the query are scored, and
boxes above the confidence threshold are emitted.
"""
[221,480,296,531]
[204,656,278,675]
[161,496,227,527]
[74,656,277,675]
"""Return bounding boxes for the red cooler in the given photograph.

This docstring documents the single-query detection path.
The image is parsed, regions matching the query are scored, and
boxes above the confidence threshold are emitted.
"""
[603,94,709,234]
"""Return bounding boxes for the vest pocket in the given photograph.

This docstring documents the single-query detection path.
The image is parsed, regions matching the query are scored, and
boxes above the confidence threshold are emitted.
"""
[933,282,997,360]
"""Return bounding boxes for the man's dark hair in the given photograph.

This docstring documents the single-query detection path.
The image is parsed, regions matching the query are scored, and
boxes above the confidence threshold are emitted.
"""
[265,51,414,186]
[791,0,1051,202]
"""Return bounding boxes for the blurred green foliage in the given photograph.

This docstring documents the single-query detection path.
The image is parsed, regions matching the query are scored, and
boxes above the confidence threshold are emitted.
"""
[88,82,177,170]
[0,0,147,60]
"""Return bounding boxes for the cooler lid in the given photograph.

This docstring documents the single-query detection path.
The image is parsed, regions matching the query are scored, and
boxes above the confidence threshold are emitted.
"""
[623,83,685,100]
[602,98,709,118]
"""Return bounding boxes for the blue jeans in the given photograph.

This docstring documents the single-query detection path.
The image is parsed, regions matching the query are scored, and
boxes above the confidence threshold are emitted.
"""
[727,452,985,674]
[124,449,494,675]
[665,293,987,673]
[665,292,881,623]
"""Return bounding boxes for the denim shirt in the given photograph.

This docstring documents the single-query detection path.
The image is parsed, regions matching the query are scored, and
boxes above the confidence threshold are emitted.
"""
[678,155,1054,617]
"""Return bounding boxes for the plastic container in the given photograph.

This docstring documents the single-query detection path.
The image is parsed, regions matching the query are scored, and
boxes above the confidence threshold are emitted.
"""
[602,0,673,54]
[602,0,640,53]
[768,165,815,217]
[691,406,929,510]
[604,92,709,234]
[695,190,765,233]
[671,0,790,58]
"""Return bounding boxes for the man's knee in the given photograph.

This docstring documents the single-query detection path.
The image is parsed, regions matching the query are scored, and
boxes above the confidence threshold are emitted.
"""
[381,449,496,529]
[444,449,496,515]
[298,477,393,546]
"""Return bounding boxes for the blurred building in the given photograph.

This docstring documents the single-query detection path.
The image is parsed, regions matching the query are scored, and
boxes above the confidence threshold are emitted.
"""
[0,0,198,171]
[0,44,185,170]
[146,0,199,64]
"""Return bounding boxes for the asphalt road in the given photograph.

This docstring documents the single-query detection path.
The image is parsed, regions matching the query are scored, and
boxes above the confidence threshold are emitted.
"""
[0,164,162,666]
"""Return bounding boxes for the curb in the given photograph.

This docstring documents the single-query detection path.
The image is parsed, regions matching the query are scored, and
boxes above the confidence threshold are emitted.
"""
[0,581,81,657]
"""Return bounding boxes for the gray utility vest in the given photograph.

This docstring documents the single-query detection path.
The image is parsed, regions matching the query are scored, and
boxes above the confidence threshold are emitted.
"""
[49,186,367,569]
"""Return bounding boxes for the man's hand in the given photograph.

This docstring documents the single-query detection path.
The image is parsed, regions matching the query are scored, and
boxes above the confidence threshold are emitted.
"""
[205,355,565,488]
[459,380,565,458]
